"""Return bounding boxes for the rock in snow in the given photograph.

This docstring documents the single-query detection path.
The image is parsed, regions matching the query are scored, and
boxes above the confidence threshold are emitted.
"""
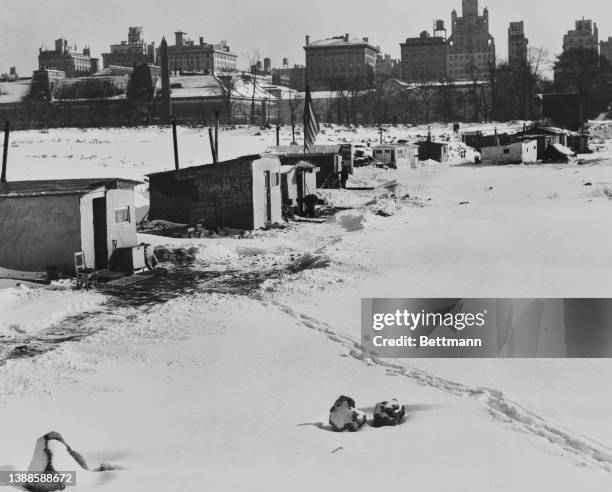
[329,396,367,432]
[372,399,406,427]
[24,432,117,491]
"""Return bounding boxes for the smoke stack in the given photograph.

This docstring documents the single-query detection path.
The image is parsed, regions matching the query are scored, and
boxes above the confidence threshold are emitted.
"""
[344,33,349,42]
[199,36,204,45]
[305,35,310,45]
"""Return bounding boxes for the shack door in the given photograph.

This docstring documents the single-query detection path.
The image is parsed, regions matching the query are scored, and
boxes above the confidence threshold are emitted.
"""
[92,197,108,270]
[264,171,272,225]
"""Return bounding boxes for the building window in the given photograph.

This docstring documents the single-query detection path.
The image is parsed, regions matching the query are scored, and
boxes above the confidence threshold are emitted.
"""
[115,206,131,224]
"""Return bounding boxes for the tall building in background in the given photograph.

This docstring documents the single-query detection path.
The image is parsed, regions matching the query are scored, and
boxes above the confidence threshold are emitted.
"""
[400,20,448,82]
[101,27,156,69]
[563,19,599,53]
[38,38,96,77]
[508,21,528,67]
[166,31,238,74]
[304,33,379,90]
[601,37,612,63]
[446,0,495,80]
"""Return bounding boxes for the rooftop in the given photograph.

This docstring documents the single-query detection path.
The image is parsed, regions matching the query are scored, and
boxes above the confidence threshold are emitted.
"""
[0,178,141,198]
[305,35,378,51]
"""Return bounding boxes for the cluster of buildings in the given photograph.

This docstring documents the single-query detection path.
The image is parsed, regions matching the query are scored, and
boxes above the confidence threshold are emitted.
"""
[36,27,238,79]
[400,0,499,82]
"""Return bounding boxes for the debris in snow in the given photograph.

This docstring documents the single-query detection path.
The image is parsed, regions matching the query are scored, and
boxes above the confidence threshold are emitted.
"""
[584,182,593,186]
[459,201,470,205]
[153,246,199,264]
[329,396,367,432]
[372,399,406,427]
[337,213,366,232]
[24,431,120,491]
[287,253,331,273]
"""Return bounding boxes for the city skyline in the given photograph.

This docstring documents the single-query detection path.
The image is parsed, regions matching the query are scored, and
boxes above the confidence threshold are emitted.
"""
[2,0,612,77]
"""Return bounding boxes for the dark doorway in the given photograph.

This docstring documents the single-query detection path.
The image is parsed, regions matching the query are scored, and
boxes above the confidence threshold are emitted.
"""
[296,170,305,215]
[264,171,272,225]
[92,197,108,270]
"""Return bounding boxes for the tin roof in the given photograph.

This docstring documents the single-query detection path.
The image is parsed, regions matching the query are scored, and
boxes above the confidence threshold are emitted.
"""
[0,178,141,198]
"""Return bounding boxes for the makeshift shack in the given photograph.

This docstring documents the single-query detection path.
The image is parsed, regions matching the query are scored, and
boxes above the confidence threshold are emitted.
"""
[0,178,142,274]
[417,140,449,163]
[147,154,282,229]
[267,144,352,189]
[372,143,419,168]
[480,140,538,165]
[568,134,590,154]
[280,161,318,214]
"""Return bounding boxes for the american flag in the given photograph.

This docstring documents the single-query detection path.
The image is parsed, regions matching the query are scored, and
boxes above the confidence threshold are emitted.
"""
[303,83,319,153]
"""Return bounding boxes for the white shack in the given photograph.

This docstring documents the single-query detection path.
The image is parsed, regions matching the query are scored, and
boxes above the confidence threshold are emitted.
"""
[0,178,141,274]
[372,144,419,168]
[480,140,538,165]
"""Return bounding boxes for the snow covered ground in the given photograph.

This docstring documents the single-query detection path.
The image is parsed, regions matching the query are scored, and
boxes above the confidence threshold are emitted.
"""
[1,123,612,491]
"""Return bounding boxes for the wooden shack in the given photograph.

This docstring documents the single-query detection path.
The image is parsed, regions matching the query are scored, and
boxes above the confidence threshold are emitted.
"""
[372,143,419,168]
[0,178,141,274]
[147,154,282,230]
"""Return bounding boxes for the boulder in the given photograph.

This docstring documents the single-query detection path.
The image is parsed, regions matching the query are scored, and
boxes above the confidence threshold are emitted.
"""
[329,396,367,432]
[373,399,405,427]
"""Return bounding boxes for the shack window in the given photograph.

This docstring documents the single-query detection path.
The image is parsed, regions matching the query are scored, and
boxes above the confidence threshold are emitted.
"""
[114,206,131,224]
[264,172,280,188]
[503,149,510,154]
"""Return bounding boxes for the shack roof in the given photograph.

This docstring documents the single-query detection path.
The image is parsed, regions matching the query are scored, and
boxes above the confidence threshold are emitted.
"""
[146,154,265,178]
[280,161,319,174]
[372,143,418,149]
[0,178,141,198]
[266,144,342,155]
[519,126,569,136]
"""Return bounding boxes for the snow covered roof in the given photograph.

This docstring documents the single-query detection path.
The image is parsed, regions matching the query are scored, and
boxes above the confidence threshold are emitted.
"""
[51,76,130,102]
[266,144,341,155]
[166,74,276,101]
[168,75,225,99]
[0,178,141,198]
[0,81,30,104]
[305,36,377,51]
[280,161,318,174]
[549,143,576,156]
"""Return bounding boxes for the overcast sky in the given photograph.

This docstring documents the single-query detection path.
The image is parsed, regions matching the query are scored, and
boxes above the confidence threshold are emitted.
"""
[2,0,612,77]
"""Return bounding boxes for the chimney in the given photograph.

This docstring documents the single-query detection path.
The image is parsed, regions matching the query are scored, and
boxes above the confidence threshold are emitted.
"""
[199,36,204,45]
[344,33,349,42]
[305,35,310,45]
[362,37,369,42]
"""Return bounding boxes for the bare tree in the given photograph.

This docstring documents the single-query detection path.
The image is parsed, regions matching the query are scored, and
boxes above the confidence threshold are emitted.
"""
[217,72,242,125]
[413,77,436,124]
[247,50,261,124]
[287,90,303,143]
